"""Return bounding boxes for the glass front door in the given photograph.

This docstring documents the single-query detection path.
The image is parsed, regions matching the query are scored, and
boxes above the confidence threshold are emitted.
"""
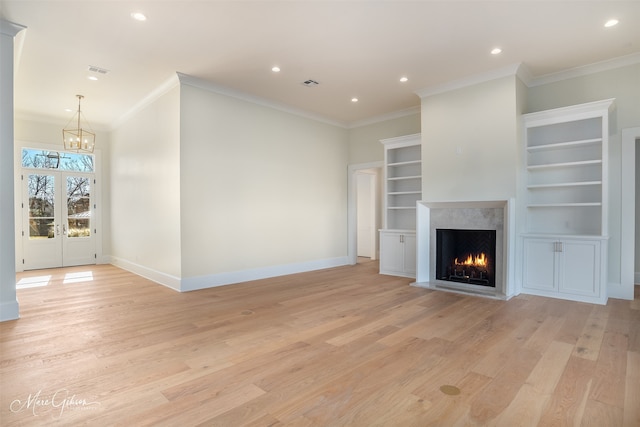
[21,149,96,270]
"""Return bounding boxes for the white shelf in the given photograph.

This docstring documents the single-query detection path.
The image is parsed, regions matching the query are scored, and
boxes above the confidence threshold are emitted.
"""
[388,160,421,167]
[527,181,601,189]
[388,175,421,181]
[527,138,602,152]
[389,191,421,195]
[527,202,602,208]
[527,160,602,170]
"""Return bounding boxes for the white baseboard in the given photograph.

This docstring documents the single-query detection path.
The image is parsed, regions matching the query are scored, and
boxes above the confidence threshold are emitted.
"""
[109,256,181,291]
[0,300,19,321]
[181,256,350,292]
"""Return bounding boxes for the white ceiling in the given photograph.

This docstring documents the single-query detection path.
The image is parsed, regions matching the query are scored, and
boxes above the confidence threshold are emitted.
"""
[3,1,639,129]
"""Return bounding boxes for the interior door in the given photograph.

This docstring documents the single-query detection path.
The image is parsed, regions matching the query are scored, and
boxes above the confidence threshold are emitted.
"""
[22,170,95,270]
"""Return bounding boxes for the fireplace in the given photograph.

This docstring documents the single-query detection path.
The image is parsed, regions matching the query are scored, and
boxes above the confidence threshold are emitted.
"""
[414,200,515,299]
[435,229,496,288]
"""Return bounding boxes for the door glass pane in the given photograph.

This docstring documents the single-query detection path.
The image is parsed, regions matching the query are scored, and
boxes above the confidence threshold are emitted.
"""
[28,174,55,239]
[67,176,91,238]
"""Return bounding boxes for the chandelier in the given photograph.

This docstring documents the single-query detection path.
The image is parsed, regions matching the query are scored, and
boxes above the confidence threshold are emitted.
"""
[62,95,95,153]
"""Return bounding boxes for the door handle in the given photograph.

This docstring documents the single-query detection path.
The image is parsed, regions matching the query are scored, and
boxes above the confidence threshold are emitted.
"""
[56,224,60,236]
[63,223,67,235]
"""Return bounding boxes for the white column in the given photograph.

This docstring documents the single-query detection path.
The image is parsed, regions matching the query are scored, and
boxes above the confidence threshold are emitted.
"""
[0,20,26,321]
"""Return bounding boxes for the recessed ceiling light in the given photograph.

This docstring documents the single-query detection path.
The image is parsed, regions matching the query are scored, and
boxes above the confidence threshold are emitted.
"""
[604,19,619,28]
[272,66,281,72]
[351,97,359,103]
[64,108,73,112]
[491,47,502,55]
[400,77,408,83]
[88,76,98,81]
[131,12,147,21]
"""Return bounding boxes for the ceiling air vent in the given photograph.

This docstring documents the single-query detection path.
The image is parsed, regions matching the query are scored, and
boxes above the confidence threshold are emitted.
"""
[88,65,109,74]
[302,79,319,87]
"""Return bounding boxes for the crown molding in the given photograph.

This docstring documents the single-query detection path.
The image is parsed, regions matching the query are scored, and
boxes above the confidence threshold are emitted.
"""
[109,74,180,130]
[176,72,349,129]
[348,106,421,129]
[528,52,640,87]
[415,63,524,98]
[0,19,26,37]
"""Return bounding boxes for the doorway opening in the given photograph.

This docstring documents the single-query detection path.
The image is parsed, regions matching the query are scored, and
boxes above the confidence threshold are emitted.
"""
[620,127,640,299]
[356,169,378,260]
[348,162,383,265]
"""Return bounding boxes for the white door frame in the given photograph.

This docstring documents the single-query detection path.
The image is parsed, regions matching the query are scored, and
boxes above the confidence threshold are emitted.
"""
[15,141,103,272]
[348,161,383,265]
[620,127,640,298]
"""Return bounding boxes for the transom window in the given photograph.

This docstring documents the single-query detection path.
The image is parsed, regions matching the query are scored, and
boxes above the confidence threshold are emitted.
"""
[22,148,94,172]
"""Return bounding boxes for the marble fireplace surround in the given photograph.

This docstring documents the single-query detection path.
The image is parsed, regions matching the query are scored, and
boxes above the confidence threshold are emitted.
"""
[413,199,516,300]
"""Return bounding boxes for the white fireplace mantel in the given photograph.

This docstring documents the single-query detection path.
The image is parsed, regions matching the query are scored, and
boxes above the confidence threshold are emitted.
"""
[413,199,517,299]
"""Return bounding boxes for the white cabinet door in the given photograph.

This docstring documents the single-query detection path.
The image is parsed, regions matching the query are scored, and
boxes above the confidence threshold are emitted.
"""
[380,232,404,275]
[403,233,417,275]
[380,231,416,278]
[522,238,557,292]
[558,240,601,298]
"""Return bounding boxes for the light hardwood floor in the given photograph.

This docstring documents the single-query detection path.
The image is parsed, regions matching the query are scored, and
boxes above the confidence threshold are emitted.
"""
[1,262,639,426]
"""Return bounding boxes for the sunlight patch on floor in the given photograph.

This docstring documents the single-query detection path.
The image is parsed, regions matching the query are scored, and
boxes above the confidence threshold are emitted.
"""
[16,275,52,289]
[63,271,94,284]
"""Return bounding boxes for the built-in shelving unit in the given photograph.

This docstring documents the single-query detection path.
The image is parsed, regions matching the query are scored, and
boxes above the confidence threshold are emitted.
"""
[379,134,421,278]
[523,106,612,236]
[520,99,614,304]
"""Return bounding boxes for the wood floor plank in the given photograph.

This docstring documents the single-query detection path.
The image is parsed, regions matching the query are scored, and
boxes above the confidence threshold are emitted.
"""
[468,347,542,424]
[537,356,596,426]
[490,383,551,427]
[1,263,638,426]
[527,340,574,393]
[588,331,628,408]
[572,304,610,360]
[623,351,640,427]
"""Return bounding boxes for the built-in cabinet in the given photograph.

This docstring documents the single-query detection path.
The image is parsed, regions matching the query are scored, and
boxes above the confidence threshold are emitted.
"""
[379,231,416,278]
[522,237,606,303]
[379,134,421,278]
[521,99,614,304]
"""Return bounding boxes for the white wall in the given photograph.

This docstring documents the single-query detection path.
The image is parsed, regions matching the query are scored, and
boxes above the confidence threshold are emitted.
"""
[526,63,640,286]
[109,84,182,286]
[420,75,520,202]
[179,82,349,281]
[348,113,421,164]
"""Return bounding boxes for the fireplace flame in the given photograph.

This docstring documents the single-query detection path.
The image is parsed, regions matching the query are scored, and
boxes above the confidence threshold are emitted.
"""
[454,253,488,267]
